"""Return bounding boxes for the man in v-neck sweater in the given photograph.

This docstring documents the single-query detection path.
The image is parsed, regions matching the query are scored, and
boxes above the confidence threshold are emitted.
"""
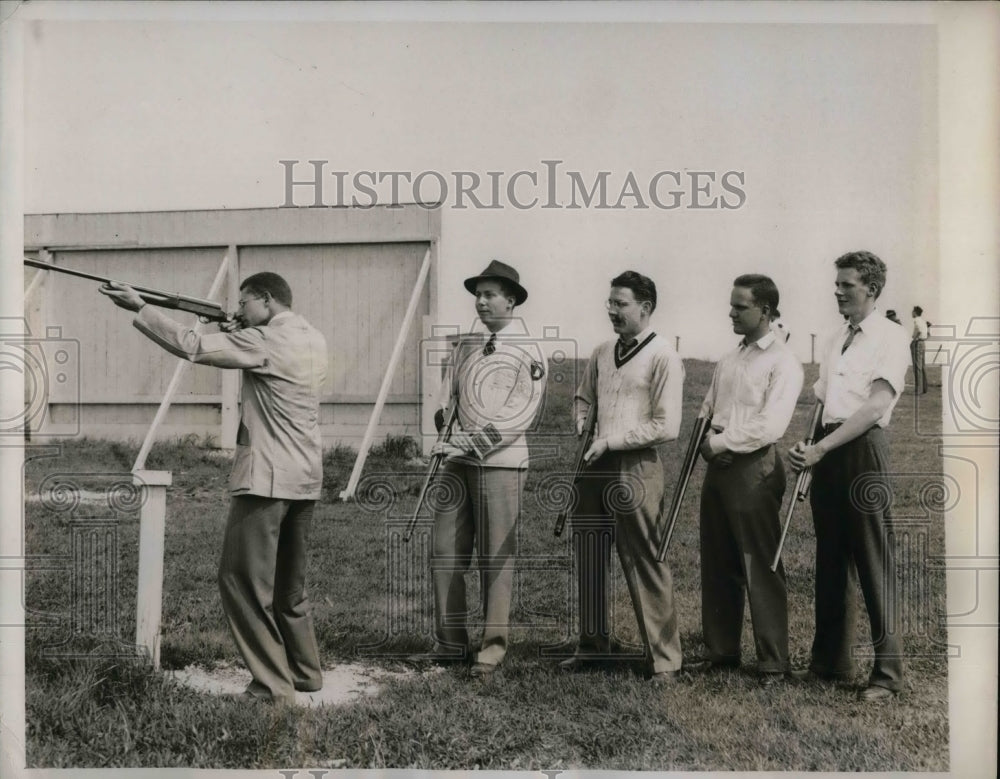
[559,270,685,683]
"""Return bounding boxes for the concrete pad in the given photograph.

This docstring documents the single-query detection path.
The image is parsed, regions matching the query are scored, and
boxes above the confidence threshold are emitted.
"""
[171,661,431,707]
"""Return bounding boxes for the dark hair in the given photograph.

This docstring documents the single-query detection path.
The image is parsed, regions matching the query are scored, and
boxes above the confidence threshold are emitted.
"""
[241,272,293,307]
[834,250,887,299]
[886,310,897,318]
[733,274,780,317]
[913,305,923,316]
[610,270,657,312]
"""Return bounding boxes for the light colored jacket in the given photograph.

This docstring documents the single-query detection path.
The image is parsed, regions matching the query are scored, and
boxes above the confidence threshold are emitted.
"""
[134,307,328,499]
[438,320,546,469]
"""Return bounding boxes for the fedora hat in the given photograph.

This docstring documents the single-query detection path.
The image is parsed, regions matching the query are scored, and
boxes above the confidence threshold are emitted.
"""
[463,259,528,305]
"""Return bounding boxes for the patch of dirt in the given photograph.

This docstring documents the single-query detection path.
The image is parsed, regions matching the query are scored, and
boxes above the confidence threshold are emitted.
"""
[171,661,431,707]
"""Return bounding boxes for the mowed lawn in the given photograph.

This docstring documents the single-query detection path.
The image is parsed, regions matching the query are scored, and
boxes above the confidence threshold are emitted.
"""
[23,359,949,770]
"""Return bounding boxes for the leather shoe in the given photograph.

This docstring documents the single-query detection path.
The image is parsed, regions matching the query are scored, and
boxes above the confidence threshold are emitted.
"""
[759,672,786,688]
[858,685,897,702]
[469,662,495,679]
[649,670,677,685]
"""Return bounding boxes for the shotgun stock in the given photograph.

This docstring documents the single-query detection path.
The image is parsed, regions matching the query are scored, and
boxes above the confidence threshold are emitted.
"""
[24,257,231,323]
[403,396,459,542]
[770,401,825,572]
[655,415,712,562]
[553,402,597,537]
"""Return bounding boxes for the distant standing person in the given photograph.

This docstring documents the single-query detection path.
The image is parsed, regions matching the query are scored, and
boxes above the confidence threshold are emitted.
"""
[423,260,546,679]
[911,305,929,394]
[693,275,803,687]
[101,272,328,704]
[769,310,791,343]
[885,310,902,326]
[560,271,685,684]
[788,250,909,702]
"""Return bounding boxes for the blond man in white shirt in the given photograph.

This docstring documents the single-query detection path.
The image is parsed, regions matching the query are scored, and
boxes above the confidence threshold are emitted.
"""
[789,250,910,702]
[693,274,803,687]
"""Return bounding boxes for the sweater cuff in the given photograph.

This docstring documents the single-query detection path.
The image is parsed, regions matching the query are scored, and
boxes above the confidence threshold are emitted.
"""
[606,433,626,451]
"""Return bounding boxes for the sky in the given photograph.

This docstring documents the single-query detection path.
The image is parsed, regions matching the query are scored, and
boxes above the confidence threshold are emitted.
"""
[18,13,939,361]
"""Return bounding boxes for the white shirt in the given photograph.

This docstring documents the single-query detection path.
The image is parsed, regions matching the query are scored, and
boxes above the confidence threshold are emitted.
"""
[700,331,804,454]
[912,316,929,341]
[814,308,910,428]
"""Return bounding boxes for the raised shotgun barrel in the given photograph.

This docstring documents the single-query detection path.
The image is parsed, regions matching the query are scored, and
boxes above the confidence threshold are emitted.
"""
[655,415,712,562]
[24,257,230,323]
[553,402,597,537]
[770,401,825,572]
[403,396,459,542]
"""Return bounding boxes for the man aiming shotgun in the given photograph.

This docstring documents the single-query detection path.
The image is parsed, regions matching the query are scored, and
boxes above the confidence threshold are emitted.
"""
[100,272,328,705]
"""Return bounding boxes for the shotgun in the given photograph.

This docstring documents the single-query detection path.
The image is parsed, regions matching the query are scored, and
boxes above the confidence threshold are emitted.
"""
[770,401,825,572]
[655,414,712,561]
[553,401,597,537]
[24,257,231,323]
[403,395,459,542]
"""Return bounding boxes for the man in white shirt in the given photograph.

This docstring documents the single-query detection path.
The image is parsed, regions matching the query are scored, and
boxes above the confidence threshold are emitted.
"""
[424,260,546,679]
[789,250,910,702]
[559,271,685,684]
[693,275,803,687]
[910,305,929,394]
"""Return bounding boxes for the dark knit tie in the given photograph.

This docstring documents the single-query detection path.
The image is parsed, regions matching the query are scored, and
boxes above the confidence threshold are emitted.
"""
[841,323,861,354]
[483,333,497,356]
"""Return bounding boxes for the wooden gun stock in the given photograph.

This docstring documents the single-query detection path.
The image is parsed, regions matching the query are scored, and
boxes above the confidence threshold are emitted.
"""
[553,402,597,537]
[655,415,712,562]
[403,397,459,542]
[770,401,825,572]
[24,257,231,323]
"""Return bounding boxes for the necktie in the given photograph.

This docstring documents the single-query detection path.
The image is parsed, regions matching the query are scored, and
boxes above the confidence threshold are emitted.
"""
[841,323,860,354]
[482,333,497,356]
[617,337,638,359]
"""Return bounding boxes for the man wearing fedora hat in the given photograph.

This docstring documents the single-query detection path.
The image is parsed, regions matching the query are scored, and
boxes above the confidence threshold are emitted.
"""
[423,259,546,679]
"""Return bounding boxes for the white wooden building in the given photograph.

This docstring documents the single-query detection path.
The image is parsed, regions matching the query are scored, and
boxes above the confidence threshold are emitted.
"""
[23,206,440,448]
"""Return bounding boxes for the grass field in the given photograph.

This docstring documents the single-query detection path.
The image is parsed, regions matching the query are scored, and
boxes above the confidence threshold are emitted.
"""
[23,359,949,770]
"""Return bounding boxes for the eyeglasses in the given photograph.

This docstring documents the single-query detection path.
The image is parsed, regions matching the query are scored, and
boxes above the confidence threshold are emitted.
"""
[605,299,636,312]
[237,295,264,309]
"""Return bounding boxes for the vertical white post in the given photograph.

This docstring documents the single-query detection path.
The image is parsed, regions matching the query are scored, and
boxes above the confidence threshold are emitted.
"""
[340,247,432,500]
[133,469,172,668]
[220,245,240,449]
